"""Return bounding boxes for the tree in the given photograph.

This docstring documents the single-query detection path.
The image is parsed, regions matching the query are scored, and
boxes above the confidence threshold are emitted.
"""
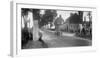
[39,10,57,28]
[32,9,41,20]
[68,12,83,24]
[21,8,30,16]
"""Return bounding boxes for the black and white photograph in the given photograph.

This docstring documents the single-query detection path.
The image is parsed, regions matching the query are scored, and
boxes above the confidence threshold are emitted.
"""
[21,8,92,49]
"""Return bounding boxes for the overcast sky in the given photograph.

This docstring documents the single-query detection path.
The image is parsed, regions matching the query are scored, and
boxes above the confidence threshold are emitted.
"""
[56,10,78,21]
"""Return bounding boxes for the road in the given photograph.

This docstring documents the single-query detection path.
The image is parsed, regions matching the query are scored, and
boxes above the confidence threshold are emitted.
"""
[22,29,92,49]
[41,29,92,48]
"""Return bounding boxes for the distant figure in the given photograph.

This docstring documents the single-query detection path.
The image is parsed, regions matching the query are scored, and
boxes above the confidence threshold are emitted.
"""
[54,15,64,36]
[81,25,86,35]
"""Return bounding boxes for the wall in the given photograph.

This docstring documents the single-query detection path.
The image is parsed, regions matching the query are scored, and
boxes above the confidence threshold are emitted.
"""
[0,0,100,58]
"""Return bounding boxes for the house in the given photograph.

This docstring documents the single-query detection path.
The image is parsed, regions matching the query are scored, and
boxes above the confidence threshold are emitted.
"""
[58,13,82,33]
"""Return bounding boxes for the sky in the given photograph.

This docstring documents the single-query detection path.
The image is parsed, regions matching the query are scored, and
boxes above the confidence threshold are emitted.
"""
[56,10,78,21]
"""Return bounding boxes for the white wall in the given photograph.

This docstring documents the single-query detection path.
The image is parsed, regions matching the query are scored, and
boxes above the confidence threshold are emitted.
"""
[0,0,100,58]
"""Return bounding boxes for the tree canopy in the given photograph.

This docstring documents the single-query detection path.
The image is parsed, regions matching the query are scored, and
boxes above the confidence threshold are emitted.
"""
[66,11,83,24]
[39,10,57,27]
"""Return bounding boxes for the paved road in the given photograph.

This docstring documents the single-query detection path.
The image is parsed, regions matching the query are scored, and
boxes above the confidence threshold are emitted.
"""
[42,29,92,48]
[22,29,92,49]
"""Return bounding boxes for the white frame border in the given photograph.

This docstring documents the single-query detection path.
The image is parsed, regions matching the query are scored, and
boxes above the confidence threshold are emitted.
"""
[10,1,97,57]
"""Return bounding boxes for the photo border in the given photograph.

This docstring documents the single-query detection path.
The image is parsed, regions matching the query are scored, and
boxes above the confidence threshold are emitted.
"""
[10,1,97,57]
